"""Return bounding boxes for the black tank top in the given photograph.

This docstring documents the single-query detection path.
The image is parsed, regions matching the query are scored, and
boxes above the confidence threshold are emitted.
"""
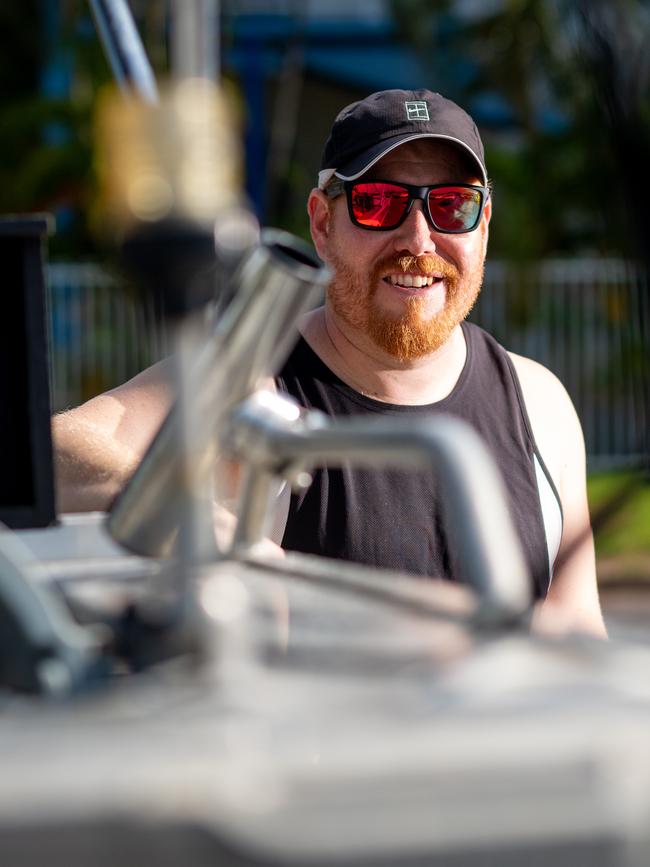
[276,322,559,598]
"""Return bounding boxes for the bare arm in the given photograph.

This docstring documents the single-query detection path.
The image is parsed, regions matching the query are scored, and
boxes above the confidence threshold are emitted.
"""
[52,359,175,513]
[52,362,286,564]
[510,353,607,638]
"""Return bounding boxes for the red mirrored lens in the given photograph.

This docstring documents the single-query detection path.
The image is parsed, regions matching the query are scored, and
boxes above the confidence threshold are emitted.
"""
[350,183,483,231]
[350,183,410,228]
[428,187,482,232]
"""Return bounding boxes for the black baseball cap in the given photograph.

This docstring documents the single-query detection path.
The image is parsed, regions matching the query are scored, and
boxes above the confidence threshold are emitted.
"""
[318,89,487,188]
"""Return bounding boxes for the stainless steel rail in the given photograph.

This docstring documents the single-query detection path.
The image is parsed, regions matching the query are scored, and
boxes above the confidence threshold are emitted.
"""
[107,230,329,558]
[226,390,533,621]
[0,527,99,695]
[87,0,158,103]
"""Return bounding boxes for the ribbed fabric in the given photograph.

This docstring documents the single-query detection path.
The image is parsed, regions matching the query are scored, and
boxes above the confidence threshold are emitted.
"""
[276,322,560,599]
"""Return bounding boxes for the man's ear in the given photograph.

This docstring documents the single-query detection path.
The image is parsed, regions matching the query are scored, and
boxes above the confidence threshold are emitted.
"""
[479,193,492,255]
[308,188,332,261]
[483,194,492,227]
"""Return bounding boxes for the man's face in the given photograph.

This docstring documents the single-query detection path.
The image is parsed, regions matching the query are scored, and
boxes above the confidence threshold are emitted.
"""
[311,140,491,360]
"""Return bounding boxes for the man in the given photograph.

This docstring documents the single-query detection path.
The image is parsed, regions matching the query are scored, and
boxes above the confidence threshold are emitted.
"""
[52,89,606,636]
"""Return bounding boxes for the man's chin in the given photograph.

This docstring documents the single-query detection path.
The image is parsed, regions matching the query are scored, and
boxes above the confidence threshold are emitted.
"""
[366,313,457,361]
[327,264,482,361]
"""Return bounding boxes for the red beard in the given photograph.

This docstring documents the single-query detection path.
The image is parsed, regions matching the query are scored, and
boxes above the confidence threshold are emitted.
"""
[327,251,484,361]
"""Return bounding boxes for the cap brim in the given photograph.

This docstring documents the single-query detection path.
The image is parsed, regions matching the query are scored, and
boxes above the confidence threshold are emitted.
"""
[332,133,488,187]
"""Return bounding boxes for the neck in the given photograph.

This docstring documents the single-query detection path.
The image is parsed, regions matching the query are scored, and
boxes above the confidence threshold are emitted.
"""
[299,305,468,405]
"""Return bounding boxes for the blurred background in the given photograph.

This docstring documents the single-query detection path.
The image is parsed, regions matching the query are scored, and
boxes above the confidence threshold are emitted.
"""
[1,0,650,605]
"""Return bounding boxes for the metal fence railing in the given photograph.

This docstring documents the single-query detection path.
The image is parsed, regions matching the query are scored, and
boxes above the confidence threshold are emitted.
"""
[47,259,649,469]
[47,263,168,413]
[472,259,649,470]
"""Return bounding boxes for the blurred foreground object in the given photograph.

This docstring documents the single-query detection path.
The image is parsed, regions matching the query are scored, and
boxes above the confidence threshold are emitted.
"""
[88,0,158,104]
[96,79,238,232]
[107,228,329,560]
[2,534,650,865]
[0,216,55,530]
[95,77,251,317]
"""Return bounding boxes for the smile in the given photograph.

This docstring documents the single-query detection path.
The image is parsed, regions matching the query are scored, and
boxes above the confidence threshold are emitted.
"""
[385,274,442,288]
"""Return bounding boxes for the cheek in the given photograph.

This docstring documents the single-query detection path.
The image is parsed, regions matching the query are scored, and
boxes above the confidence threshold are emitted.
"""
[445,234,485,272]
[328,216,387,268]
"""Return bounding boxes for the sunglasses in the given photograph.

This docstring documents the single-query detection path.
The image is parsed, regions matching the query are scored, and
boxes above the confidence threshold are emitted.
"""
[326,179,490,234]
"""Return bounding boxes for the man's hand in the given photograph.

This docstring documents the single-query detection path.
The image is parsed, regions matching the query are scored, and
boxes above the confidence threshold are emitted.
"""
[212,501,285,559]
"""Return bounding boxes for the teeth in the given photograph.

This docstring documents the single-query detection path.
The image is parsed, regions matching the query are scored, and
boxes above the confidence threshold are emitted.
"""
[388,274,437,288]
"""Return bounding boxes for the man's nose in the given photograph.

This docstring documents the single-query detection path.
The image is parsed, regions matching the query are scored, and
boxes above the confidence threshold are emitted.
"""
[392,200,437,256]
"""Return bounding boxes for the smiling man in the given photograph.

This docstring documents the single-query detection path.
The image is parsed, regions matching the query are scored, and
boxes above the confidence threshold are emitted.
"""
[52,89,607,636]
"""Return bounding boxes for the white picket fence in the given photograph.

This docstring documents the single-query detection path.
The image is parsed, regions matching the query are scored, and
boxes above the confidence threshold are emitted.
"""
[47,259,650,468]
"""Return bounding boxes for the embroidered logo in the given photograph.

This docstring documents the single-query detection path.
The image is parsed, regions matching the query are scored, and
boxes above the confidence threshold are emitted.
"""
[404,101,429,121]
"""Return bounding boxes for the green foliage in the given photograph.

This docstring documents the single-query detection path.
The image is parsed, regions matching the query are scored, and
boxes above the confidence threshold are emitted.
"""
[588,470,650,558]
[0,2,41,100]
[0,3,102,256]
[390,0,650,260]
[0,1,167,258]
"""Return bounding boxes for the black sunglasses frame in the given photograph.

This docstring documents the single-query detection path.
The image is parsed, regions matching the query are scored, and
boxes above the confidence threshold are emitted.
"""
[326,178,490,234]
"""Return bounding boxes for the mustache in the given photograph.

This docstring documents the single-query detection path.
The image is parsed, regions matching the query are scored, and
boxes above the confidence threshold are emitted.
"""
[377,254,459,279]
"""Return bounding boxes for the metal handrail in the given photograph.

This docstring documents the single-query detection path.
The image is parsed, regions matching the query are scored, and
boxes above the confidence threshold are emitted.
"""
[226,391,533,622]
[87,0,158,103]
[107,230,329,558]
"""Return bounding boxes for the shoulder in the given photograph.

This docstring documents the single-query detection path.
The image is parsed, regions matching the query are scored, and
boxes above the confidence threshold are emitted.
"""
[507,351,585,496]
[464,327,583,475]
[507,351,578,423]
[508,351,571,403]
[508,351,607,637]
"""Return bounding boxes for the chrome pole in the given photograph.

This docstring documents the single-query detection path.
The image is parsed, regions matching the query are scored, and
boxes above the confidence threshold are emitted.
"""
[170,0,220,81]
[107,231,329,558]
[87,0,158,103]
[227,391,533,621]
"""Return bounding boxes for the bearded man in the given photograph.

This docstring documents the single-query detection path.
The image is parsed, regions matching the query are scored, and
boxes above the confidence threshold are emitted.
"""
[52,89,607,637]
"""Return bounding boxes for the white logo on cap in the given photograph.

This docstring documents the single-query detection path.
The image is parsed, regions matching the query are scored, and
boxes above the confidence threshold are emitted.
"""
[404,101,429,121]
